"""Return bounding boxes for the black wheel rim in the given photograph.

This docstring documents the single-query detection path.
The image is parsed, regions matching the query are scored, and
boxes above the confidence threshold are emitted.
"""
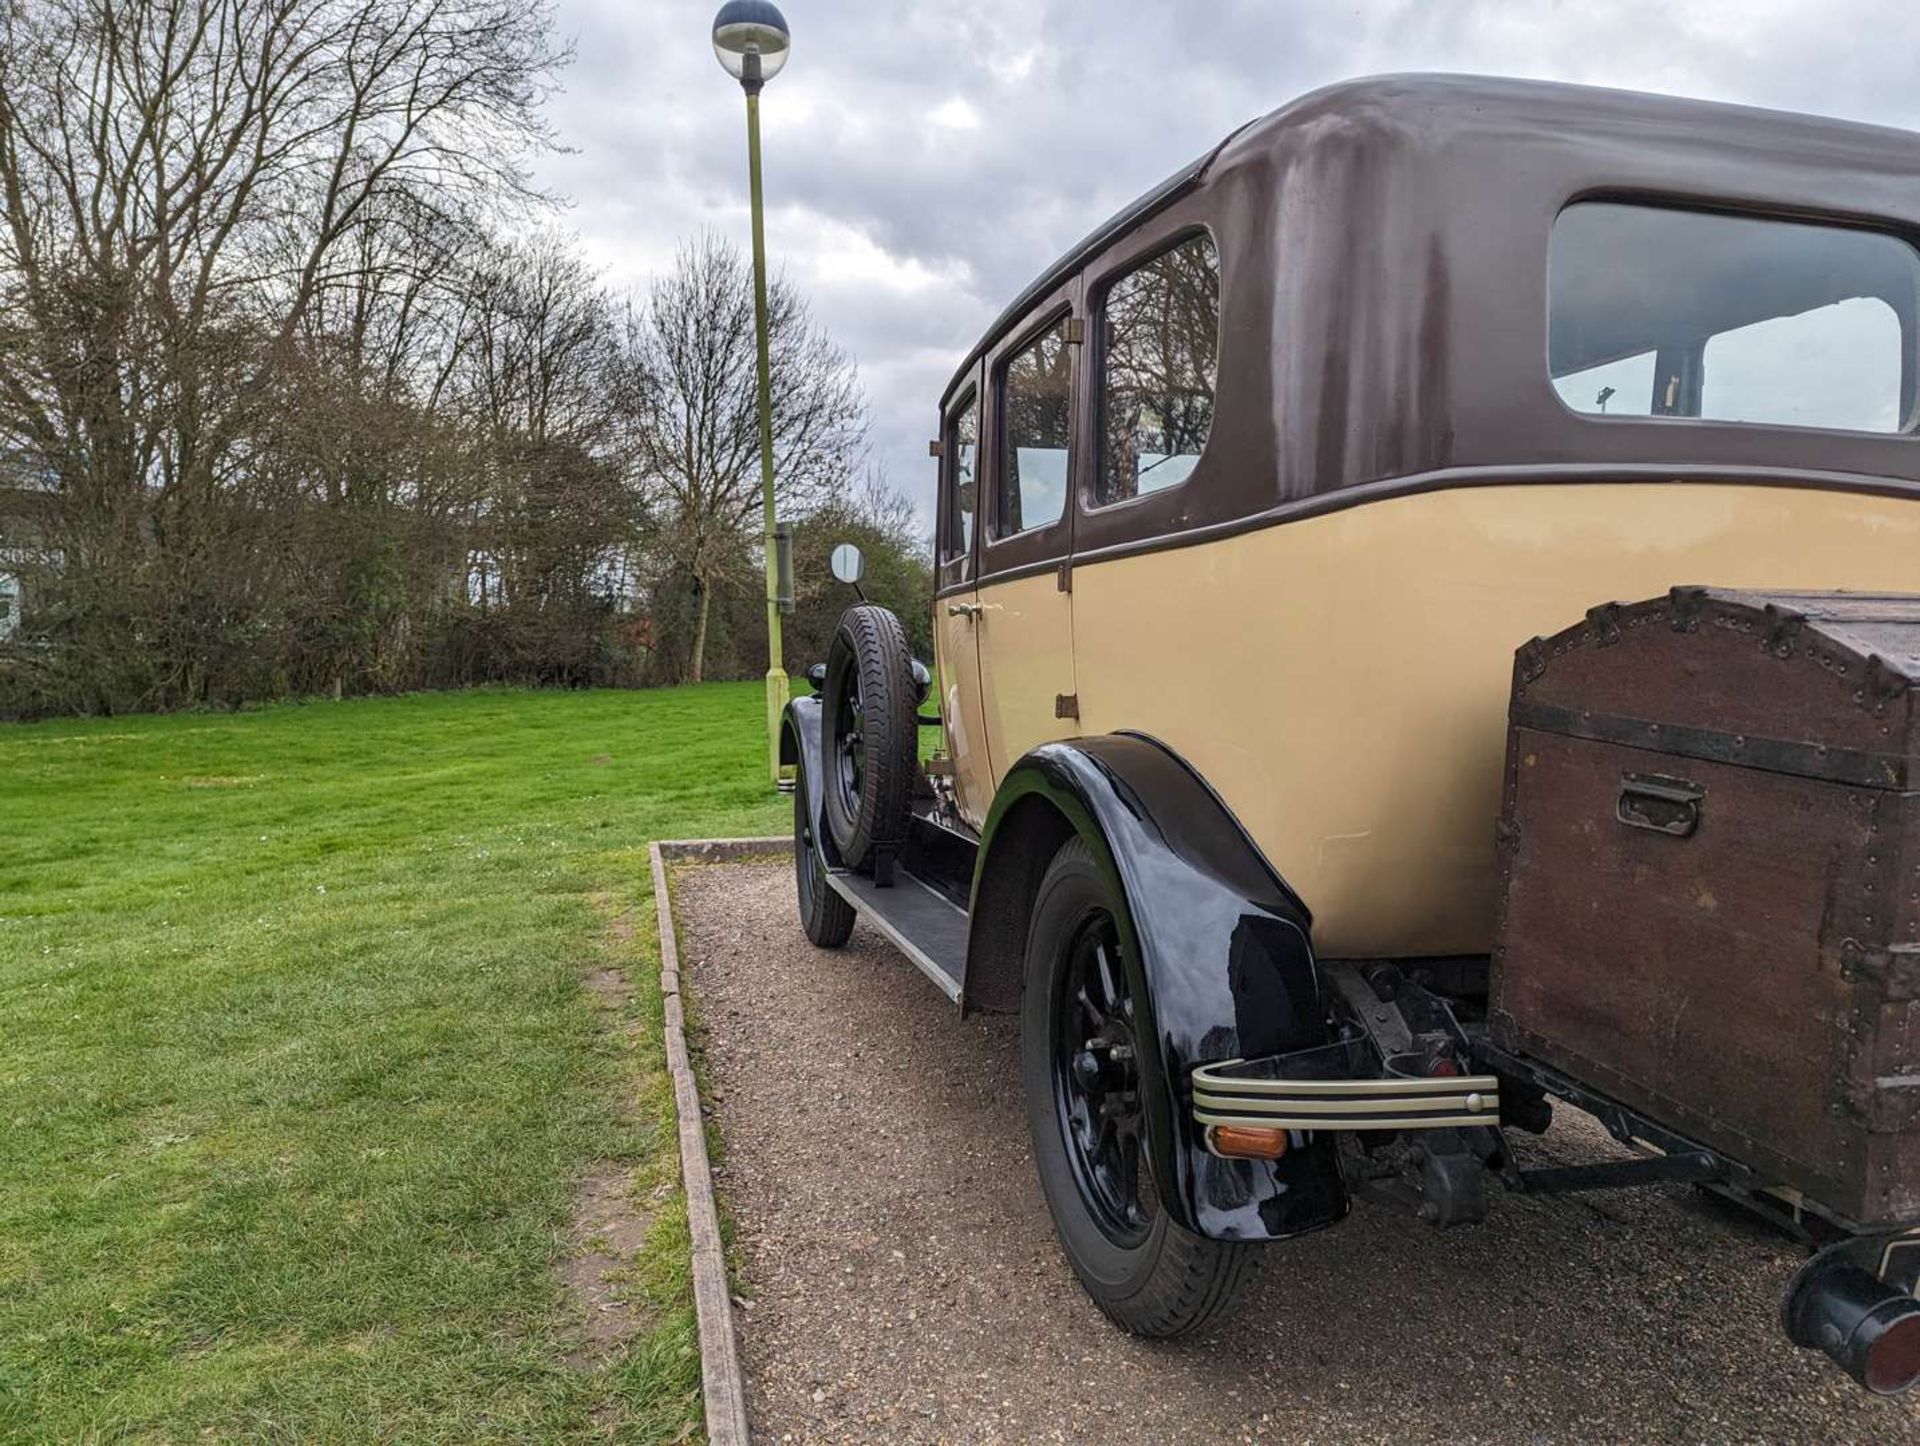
[832,675,864,823]
[1051,909,1156,1247]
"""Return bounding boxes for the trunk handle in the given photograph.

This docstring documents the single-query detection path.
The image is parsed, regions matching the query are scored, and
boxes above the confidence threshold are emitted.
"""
[1617,772,1705,838]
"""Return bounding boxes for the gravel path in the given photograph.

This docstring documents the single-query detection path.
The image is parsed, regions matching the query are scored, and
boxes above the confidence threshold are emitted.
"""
[677,861,1920,1444]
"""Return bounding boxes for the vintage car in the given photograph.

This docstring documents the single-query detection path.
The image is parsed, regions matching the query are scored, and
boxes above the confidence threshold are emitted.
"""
[781,74,1920,1391]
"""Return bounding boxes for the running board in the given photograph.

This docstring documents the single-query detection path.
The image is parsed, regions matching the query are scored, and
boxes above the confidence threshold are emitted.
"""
[826,868,966,1003]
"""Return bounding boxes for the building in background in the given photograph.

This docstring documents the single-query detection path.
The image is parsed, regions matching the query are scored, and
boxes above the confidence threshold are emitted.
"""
[0,448,57,641]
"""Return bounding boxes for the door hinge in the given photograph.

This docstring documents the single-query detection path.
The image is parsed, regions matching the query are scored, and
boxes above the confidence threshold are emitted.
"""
[1063,316,1085,345]
[1056,562,1071,593]
[928,437,945,458]
[1054,693,1079,720]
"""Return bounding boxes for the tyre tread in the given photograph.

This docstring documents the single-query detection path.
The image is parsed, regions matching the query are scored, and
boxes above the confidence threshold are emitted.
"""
[795,773,856,947]
[1100,1223,1258,1337]
[1022,837,1261,1340]
[821,605,915,869]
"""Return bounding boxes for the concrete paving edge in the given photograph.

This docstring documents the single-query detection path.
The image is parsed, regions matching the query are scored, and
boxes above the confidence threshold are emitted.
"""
[649,836,791,1445]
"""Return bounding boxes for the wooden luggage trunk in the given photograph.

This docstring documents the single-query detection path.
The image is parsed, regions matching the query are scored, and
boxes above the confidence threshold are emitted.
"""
[1491,588,1920,1226]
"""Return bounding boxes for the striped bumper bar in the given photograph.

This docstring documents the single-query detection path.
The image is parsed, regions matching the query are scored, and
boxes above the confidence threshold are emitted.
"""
[1193,1055,1501,1143]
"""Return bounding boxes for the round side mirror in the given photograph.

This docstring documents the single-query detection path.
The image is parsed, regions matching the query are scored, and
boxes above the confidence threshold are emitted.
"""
[829,542,865,585]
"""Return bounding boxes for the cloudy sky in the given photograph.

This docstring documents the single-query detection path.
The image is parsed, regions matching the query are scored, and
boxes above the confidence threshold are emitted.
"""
[535,0,1920,535]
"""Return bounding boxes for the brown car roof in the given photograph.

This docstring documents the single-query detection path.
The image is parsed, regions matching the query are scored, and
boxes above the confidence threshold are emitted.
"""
[946,73,1920,521]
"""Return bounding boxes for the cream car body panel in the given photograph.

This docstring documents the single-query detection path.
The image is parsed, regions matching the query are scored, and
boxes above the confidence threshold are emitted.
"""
[934,589,996,823]
[973,570,1077,780]
[1070,482,1920,958]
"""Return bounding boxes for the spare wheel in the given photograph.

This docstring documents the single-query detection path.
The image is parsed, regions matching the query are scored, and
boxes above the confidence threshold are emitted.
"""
[819,603,916,870]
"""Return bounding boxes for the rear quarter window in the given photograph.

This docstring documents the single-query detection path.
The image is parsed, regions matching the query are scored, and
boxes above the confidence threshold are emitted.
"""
[1548,202,1920,434]
[1095,232,1221,505]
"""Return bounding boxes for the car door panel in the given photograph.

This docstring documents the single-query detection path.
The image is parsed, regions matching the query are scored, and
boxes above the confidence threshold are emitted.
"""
[935,592,994,825]
[932,373,996,828]
[974,569,1075,782]
[973,280,1083,787]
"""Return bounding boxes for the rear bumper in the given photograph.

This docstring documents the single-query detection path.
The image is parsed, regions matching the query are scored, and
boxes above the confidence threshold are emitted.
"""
[1192,1045,1501,1149]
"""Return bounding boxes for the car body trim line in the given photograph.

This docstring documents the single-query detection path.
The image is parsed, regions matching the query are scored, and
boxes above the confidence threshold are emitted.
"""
[941,464,1920,600]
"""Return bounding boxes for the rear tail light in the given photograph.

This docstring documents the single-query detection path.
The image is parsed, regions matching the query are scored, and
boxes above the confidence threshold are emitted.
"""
[1785,1260,1920,1395]
[1865,1305,1920,1395]
[1206,1124,1289,1160]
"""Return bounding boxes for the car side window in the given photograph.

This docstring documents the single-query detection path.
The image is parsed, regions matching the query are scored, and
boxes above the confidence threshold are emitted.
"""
[942,390,978,562]
[1095,233,1221,505]
[995,315,1072,537]
[1548,202,1920,433]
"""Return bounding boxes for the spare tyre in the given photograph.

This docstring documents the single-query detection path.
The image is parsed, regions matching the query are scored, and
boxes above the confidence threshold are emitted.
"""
[820,604,916,870]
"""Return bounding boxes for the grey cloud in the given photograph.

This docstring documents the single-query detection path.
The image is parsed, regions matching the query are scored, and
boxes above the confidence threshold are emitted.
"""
[541,0,1920,532]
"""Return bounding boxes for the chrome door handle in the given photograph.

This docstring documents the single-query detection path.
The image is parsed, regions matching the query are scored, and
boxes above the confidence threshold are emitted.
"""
[947,601,982,619]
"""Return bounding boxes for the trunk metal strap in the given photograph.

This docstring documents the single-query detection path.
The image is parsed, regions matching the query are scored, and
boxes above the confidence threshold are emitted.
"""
[1510,699,1908,790]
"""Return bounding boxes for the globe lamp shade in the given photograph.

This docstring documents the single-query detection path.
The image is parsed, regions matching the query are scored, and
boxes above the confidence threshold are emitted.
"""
[712,1,790,86]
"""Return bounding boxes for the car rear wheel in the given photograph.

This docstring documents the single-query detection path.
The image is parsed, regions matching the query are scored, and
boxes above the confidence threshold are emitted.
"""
[1020,837,1260,1336]
[819,604,915,871]
[794,761,855,948]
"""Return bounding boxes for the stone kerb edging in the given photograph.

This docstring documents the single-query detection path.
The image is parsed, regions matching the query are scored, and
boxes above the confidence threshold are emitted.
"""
[648,836,791,1445]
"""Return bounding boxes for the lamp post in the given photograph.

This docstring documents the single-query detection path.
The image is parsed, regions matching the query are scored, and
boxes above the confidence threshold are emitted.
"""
[712,0,791,788]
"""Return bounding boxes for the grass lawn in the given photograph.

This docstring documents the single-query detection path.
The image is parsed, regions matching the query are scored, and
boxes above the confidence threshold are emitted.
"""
[0,685,785,1442]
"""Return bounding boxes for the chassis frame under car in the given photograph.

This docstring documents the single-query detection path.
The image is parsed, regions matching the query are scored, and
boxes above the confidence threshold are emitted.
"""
[780,691,1920,1393]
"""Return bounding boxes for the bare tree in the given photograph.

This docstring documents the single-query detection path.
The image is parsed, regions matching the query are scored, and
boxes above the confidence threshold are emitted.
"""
[260,192,486,694]
[627,233,867,684]
[457,232,634,637]
[779,465,933,670]
[0,0,921,718]
[0,0,564,706]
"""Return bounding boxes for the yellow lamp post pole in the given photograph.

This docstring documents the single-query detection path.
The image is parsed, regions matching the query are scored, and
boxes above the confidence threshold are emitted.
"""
[745,86,786,785]
[712,1,793,787]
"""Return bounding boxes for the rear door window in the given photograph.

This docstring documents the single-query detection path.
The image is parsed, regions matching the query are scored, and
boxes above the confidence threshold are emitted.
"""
[995,315,1072,537]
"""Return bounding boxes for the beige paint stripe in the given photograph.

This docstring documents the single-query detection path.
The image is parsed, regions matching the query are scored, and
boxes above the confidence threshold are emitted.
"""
[1197,1109,1491,1133]
[1192,1064,1504,1098]
[650,835,790,1446]
[1193,1087,1498,1116]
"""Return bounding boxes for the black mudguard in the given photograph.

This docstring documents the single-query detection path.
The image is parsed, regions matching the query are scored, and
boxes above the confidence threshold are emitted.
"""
[967,733,1349,1243]
[780,695,843,871]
